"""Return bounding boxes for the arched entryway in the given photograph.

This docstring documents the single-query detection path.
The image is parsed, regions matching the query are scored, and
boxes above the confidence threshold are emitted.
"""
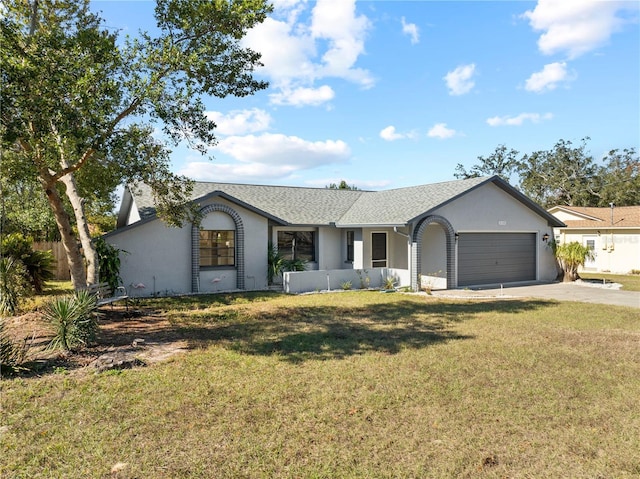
[411,215,455,291]
[192,204,245,292]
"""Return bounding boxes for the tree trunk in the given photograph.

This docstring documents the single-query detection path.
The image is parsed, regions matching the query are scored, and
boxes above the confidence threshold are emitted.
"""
[562,266,580,282]
[60,170,99,285]
[40,176,87,289]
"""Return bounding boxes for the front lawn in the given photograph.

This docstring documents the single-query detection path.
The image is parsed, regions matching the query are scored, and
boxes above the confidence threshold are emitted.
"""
[579,272,640,291]
[2,292,639,478]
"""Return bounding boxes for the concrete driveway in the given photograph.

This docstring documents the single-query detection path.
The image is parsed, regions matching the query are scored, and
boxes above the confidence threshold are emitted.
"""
[431,281,640,308]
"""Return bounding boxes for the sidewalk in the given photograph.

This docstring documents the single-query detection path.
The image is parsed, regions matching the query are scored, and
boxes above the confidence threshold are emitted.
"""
[430,281,640,308]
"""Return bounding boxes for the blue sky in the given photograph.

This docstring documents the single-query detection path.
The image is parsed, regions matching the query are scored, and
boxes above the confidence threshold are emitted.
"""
[95,0,640,190]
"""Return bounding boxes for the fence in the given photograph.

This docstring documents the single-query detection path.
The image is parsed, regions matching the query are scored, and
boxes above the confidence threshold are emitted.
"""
[33,241,71,280]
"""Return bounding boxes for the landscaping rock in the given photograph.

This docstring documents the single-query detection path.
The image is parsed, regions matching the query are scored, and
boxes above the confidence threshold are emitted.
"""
[91,351,146,373]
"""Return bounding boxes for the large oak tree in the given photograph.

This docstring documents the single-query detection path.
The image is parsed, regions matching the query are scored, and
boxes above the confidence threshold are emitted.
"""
[1,0,271,289]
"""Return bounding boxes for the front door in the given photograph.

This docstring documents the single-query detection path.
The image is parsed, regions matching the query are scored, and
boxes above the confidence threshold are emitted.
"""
[372,232,387,267]
[583,235,597,269]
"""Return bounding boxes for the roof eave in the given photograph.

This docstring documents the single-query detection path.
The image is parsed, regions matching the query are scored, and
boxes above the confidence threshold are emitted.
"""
[334,223,407,228]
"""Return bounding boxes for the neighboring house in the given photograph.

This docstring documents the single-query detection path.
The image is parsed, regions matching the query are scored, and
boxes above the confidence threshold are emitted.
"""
[548,205,640,274]
[105,175,564,295]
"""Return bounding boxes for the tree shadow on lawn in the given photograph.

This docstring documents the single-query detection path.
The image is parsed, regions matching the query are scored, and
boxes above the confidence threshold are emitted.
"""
[174,298,555,363]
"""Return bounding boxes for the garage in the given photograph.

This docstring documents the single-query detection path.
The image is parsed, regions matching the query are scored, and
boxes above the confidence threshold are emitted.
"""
[457,233,536,286]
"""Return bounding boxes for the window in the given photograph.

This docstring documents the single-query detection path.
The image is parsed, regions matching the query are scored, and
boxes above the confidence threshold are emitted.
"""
[346,230,354,262]
[277,231,316,262]
[371,232,387,267]
[200,230,235,267]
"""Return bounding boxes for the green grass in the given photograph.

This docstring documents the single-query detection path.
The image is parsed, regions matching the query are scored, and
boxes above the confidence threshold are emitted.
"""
[580,272,640,291]
[2,292,639,478]
[17,280,75,313]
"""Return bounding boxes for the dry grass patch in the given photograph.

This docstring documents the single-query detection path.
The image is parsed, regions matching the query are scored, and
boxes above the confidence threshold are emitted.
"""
[2,292,639,478]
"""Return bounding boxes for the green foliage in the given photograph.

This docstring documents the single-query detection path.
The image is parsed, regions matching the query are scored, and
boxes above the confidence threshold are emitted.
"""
[0,173,60,241]
[340,281,353,290]
[383,277,396,290]
[267,242,285,285]
[553,241,594,282]
[595,148,640,207]
[284,258,308,272]
[454,144,520,183]
[1,233,55,293]
[326,180,359,190]
[2,0,271,287]
[0,257,32,316]
[0,320,30,374]
[94,237,126,293]
[267,243,308,283]
[44,290,98,351]
[519,138,599,208]
[456,140,638,208]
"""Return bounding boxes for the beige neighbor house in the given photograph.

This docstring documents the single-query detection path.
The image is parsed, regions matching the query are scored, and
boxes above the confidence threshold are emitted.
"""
[105,176,564,296]
[548,205,640,274]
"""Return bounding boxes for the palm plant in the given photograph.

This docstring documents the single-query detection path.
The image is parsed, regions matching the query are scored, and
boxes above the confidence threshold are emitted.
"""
[552,241,594,282]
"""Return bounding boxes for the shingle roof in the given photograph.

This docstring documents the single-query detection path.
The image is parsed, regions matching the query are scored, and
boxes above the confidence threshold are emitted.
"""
[335,177,487,225]
[550,205,640,228]
[131,182,365,225]
[127,176,561,228]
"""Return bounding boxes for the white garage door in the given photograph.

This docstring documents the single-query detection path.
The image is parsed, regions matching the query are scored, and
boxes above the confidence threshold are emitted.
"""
[458,233,536,286]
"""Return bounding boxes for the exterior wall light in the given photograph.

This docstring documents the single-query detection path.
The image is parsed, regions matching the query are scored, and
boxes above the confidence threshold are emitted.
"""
[542,233,550,243]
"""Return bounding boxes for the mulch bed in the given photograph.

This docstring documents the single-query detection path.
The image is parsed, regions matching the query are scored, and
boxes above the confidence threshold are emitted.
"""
[3,306,188,377]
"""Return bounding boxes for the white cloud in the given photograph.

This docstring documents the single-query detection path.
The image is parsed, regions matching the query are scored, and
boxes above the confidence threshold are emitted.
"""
[310,0,373,86]
[443,64,476,96]
[525,62,574,93]
[269,85,335,107]
[522,0,635,59]
[379,125,416,141]
[401,17,419,44]
[217,133,350,165]
[427,123,457,139]
[243,16,316,85]
[205,109,271,136]
[486,112,553,126]
[178,161,299,182]
[242,0,373,107]
[179,133,351,182]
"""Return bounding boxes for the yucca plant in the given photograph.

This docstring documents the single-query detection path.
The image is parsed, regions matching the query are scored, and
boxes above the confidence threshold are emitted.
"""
[44,290,98,351]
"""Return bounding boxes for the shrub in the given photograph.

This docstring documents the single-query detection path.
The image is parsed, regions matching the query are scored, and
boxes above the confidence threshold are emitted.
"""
[0,320,29,374]
[94,237,126,294]
[267,243,308,283]
[340,281,352,290]
[267,242,285,285]
[383,277,396,290]
[44,290,98,352]
[1,233,54,293]
[284,258,307,272]
[0,257,31,316]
